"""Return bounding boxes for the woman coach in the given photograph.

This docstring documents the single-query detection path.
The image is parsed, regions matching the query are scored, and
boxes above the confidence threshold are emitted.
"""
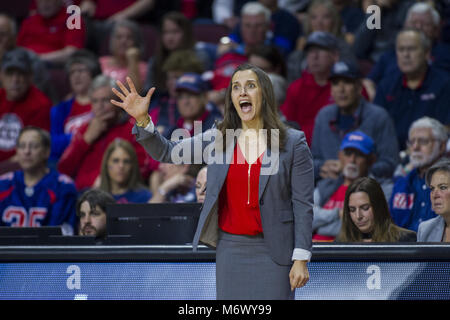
[111,64,314,300]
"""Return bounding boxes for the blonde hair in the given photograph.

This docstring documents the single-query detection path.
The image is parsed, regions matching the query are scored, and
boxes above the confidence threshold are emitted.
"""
[99,139,145,192]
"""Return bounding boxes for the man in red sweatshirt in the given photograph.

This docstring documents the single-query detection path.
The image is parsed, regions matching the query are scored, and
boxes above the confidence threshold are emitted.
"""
[58,75,151,191]
[280,31,339,146]
[0,48,52,174]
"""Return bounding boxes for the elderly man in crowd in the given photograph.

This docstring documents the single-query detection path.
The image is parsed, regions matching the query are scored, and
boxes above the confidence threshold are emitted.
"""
[374,28,450,150]
[58,75,151,191]
[390,117,448,232]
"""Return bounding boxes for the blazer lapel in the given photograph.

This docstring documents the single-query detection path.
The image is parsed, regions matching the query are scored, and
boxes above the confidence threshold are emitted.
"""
[208,136,235,197]
[258,146,280,200]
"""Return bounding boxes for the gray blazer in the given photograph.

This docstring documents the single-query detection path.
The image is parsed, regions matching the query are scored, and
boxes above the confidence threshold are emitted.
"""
[133,124,314,265]
[417,215,446,242]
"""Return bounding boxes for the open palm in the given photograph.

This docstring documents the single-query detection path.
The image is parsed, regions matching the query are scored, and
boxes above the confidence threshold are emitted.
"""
[111,76,156,122]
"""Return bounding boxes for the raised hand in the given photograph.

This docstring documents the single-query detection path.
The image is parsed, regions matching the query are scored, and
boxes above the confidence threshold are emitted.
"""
[110,76,155,123]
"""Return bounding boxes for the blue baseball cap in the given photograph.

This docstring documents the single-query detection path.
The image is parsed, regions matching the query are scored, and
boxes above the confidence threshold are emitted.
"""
[175,73,207,94]
[340,131,375,155]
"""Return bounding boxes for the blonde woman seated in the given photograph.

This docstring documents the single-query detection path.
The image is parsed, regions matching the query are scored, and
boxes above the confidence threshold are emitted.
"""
[418,158,450,242]
[336,177,416,242]
[98,139,151,203]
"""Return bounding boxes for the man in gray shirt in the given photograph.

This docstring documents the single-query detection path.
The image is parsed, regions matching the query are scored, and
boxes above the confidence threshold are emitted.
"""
[311,60,399,183]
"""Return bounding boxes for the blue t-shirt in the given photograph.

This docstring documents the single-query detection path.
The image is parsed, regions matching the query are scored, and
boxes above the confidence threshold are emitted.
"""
[0,170,78,233]
[113,188,152,203]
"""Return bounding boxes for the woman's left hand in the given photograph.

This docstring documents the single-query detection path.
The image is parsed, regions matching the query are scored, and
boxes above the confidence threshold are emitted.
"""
[289,260,309,291]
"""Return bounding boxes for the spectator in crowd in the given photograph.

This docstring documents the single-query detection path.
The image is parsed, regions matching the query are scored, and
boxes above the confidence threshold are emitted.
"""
[49,49,101,164]
[312,60,399,182]
[287,0,358,83]
[148,50,205,136]
[248,45,287,110]
[281,31,339,146]
[149,163,200,203]
[77,188,116,240]
[79,0,156,53]
[144,11,212,95]
[219,1,301,57]
[390,117,448,232]
[219,2,287,56]
[374,28,450,151]
[195,165,207,203]
[417,157,450,242]
[98,139,151,203]
[336,177,417,242]
[57,75,151,191]
[365,2,450,100]
[248,44,287,78]
[0,48,52,174]
[331,0,365,36]
[17,0,86,65]
[312,131,377,242]
[100,19,148,94]
[0,13,55,102]
[169,72,222,137]
[352,0,414,63]
[0,126,78,235]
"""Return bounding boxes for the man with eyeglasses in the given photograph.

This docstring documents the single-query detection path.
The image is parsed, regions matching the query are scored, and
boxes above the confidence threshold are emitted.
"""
[389,116,448,232]
[0,126,77,234]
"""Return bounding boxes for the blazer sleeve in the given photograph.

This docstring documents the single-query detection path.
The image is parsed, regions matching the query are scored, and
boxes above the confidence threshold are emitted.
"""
[132,123,217,165]
[291,132,314,253]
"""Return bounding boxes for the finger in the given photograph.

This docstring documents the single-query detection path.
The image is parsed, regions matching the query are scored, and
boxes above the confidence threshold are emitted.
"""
[116,79,130,96]
[110,99,124,108]
[112,87,126,102]
[145,87,156,99]
[126,76,137,94]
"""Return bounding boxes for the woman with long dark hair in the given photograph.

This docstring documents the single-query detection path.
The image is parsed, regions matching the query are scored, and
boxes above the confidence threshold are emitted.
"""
[111,63,314,300]
[337,177,416,242]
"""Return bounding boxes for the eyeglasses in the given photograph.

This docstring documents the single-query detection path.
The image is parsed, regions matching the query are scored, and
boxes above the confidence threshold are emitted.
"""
[406,137,436,147]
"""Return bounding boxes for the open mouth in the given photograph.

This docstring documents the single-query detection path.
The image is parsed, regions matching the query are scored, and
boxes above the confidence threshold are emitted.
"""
[240,100,252,113]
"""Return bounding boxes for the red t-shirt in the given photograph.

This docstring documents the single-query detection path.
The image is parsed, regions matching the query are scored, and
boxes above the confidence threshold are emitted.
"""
[63,100,92,134]
[218,143,265,235]
[17,7,85,54]
[0,86,52,161]
[281,71,334,146]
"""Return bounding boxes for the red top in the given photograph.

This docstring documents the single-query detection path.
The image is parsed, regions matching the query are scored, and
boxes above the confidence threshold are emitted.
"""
[17,7,85,54]
[57,118,151,191]
[218,143,265,235]
[0,85,52,162]
[64,100,92,134]
[281,71,333,146]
